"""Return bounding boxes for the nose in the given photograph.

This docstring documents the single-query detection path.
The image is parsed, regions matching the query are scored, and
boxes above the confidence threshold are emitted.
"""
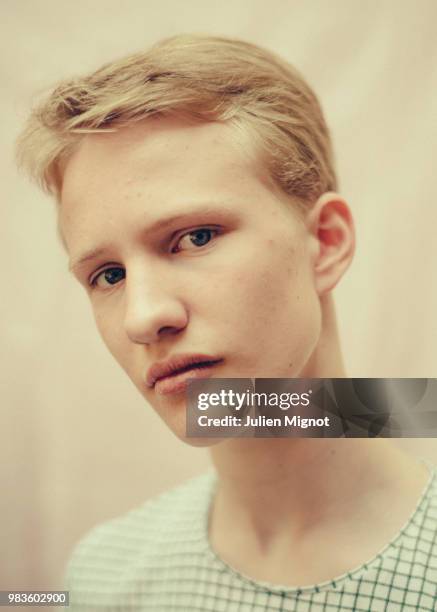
[123,269,188,345]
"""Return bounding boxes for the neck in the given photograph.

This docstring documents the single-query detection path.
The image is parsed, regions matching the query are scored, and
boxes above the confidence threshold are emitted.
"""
[208,297,427,556]
[210,438,421,534]
[301,294,346,378]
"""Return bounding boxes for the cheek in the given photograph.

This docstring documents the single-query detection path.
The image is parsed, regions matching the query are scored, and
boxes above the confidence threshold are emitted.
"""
[233,242,312,320]
[218,241,321,370]
[92,304,130,367]
[255,265,315,329]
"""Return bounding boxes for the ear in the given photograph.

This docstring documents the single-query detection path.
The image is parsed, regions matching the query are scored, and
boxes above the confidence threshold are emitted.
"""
[306,192,355,295]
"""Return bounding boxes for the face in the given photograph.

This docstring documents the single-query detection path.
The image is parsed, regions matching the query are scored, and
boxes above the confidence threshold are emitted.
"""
[60,118,323,443]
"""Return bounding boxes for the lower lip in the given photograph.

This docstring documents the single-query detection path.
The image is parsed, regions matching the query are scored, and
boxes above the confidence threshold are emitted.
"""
[154,362,221,396]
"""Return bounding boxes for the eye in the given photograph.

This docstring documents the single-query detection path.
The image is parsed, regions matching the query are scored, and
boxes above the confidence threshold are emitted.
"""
[91,267,125,289]
[172,227,218,253]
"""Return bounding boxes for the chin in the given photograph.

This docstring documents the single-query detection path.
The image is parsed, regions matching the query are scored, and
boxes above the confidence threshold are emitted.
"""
[178,434,225,448]
[152,399,223,448]
[170,413,226,448]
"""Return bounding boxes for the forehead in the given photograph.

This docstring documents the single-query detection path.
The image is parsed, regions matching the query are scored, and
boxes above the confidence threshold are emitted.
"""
[59,117,275,250]
[61,118,263,205]
[59,118,290,262]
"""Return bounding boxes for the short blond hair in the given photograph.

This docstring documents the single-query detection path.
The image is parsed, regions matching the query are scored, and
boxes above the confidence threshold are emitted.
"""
[17,34,337,209]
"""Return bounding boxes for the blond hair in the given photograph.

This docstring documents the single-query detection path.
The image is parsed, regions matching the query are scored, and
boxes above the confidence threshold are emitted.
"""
[16,34,337,209]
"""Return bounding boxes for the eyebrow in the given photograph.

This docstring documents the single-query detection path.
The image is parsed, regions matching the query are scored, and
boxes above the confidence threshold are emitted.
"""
[68,204,235,274]
[69,246,109,274]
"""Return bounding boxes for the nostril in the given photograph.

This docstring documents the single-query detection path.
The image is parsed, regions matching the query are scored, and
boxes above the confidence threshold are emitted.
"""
[158,325,183,337]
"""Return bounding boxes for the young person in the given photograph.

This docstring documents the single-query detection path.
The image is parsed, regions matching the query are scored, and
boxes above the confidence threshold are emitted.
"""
[17,35,436,611]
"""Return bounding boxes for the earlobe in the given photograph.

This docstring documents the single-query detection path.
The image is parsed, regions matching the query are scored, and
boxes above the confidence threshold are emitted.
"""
[307,192,355,295]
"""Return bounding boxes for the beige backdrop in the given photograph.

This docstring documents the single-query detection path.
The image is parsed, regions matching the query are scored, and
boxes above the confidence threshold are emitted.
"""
[2,0,437,598]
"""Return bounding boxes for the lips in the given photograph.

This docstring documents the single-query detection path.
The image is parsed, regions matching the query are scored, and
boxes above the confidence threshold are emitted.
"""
[146,354,223,395]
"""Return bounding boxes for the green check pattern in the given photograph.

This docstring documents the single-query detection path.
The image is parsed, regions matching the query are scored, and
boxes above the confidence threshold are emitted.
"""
[65,463,437,611]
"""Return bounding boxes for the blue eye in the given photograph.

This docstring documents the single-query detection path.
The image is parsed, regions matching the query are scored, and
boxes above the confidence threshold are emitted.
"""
[173,228,217,253]
[92,267,125,289]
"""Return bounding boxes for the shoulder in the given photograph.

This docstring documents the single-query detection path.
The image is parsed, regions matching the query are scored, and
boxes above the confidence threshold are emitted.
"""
[420,463,437,524]
[65,471,215,606]
[403,464,437,573]
[403,466,437,601]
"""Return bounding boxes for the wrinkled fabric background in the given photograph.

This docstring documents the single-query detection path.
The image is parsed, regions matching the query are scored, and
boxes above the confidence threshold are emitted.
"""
[2,0,437,596]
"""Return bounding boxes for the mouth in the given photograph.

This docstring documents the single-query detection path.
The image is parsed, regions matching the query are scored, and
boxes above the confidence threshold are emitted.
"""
[147,356,223,396]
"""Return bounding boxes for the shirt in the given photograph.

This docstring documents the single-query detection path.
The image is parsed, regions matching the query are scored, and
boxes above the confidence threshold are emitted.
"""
[65,462,437,611]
